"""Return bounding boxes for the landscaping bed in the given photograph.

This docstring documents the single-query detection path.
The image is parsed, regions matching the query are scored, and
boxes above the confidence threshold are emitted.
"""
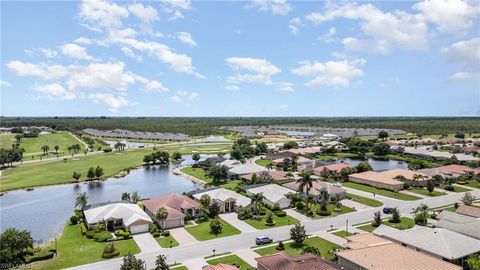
[243,210,299,229]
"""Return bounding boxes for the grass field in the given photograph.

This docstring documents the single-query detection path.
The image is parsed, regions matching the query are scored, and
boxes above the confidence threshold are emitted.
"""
[439,184,471,193]
[181,167,213,182]
[0,132,84,158]
[254,236,341,261]
[406,187,444,197]
[23,224,139,270]
[255,159,272,166]
[156,235,179,248]
[357,217,415,233]
[296,204,355,219]
[342,182,421,201]
[206,255,254,270]
[185,218,240,241]
[243,212,299,229]
[332,230,353,238]
[346,193,383,207]
[463,181,480,189]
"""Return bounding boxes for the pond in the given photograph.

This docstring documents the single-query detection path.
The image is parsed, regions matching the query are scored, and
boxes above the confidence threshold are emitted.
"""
[278,130,316,136]
[336,157,408,171]
[0,155,211,243]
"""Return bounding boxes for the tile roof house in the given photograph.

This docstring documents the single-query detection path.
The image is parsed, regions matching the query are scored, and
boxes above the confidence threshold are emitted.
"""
[141,194,200,229]
[372,225,480,261]
[245,184,294,209]
[83,201,152,234]
[338,234,462,270]
[241,171,290,182]
[272,156,316,170]
[380,168,430,186]
[436,211,480,240]
[192,188,251,213]
[202,264,239,270]
[282,181,347,201]
[313,163,351,176]
[455,205,480,218]
[419,164,477,178]
[220,159,266,178]
[348,171,404,191]
[255,252,341,270]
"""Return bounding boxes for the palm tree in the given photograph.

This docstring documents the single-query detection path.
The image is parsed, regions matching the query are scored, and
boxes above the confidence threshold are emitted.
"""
[318,188,330,211]
[131,191,140,203]
[412,174,427,187]
[75,192,88,209]
[54,145,59,153]
[250,193,264,216]
[156,207,169,230]
[296,170,314,195]
[291,155,299,171]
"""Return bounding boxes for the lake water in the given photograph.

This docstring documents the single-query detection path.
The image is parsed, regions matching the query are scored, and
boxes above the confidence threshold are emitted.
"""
[0,155,209,243]
[277,130,316,136]
[335,157,408,171]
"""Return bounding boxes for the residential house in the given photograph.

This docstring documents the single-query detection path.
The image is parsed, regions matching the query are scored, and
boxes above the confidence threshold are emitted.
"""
[244,184,294,209]
[255,252,341,270]
[141,194,200,229]
[282,181,347,201]
[436,211,480,239]
[83,201,152,234]
[313,163,352,176]
[202,264,239,270]
[348,171,404,191]
[220,159,266,179]
[337,234,462,270]
[241,171,290,182]
[380,168,430,187]
[373,225,480,263]
[419,164,478,178]
[272,156,316,170]
[192,188,251,213]
[455,205,480,218]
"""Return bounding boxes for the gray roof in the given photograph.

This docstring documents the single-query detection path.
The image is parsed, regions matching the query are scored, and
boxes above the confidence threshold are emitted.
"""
[374,225,480,259]
[436,211,480,240]
[83,128,190,141]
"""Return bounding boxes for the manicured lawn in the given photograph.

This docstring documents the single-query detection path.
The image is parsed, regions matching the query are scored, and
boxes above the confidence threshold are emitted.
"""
[156,235,179,248]
[181,166,213,182]
[255,159,272,166]
[206,255,254,270]
[0,132,84,158]
[346,193,383,207]
[406,187,444,197]
[185,218,240,241]
[25,224,140,270]
[342,182,421,201]
[332,230,353,238]
[254,236,342,261]
[439,184,471,193]
[296,204,356,219]
[217,180,241,190]
[357,217,415,233]
[171,266,188,270]
[463,181,480,189]
[243,212,299,229]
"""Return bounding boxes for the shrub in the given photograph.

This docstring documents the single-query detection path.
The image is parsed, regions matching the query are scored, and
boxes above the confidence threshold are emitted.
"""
[403,183,410,190]
[85,230,96,239]
[122,231,131,239]
[103,147,113,153]
[70,215,79,225]
[162,230,170,237]
[152,232,161,238]
[93,224,106,232]
[306,210,314,216]
[454,202,459,209]
[80,223,87,235]
[93,231,113,242]
[115,230,126,237]
[296,202,305,210]
[259,208,267,216]
[276,241,285,251]
[265,213,275,226]
[430,213,437,219]
[289,194,302,202]
[150,224,158,233]
[316,208,331,216]
[24,250,54,264]
[275,210,286,217]
[444,185,454,191]
[102,243,120,258]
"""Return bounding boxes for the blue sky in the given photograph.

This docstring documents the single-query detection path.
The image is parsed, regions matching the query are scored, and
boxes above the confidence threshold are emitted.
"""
[1,0,479,116]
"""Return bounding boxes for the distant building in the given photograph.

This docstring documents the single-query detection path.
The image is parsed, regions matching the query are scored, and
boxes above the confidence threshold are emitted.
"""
[83,128,190,141]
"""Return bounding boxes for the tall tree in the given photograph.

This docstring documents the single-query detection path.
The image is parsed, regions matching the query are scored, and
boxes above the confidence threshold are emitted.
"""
[372,211,383,227]
[192,153,201,164]
[250,193,264,216]
[54,145,59,153]
[75,192,88,209]
[87,167,96,180]
[296,171,314,195]
[121,192,131,201]
[156,207,169,229]
[210,219,223,236]
[41,145,50,155]
[199,194,211,212]
[72,171,82,183]
[95,166,104,179]
[131,191,140,203]
[154,254,169,270]
[426,179,435,195]
[120,253,145,270]
[0,228,34,265]
[290,224,307,247]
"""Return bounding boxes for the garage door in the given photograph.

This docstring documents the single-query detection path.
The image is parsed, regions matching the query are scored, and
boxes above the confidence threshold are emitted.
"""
[130,224,149,234]
[164,218,183,229]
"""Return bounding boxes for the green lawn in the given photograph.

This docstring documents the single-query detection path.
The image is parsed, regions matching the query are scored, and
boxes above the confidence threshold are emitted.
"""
[439,184,471,193]
[463,181,480,189]
[296,204,356,219]
[24,224,140,270]
[206,255,254,270]
[0,132,84,158]
[315,152,360,161]
[170,266,188,270]
[346,193,383,207]
[255,159,273,166]
[332,230,353,238]
[407,187,444,197]
[185,218,240,241]
[156,235,179,248]
[243,212,299,229]
[181,167,213,182]
[254,236,342,261]
[357,217,415,233]
[342,182,421,201]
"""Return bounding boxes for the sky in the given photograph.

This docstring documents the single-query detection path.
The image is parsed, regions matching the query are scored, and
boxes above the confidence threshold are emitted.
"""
[1,0,479,117]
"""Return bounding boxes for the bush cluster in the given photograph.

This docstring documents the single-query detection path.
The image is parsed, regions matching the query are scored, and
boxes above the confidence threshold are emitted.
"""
[275,210,286,217]
[93,231,113,242]
[24,249,54,264]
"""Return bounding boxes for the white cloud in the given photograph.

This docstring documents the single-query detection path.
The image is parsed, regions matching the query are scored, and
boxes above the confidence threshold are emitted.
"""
[170,95,182,103]
[168,10,184,20]
[133,75,168,92]
[288,18,303,34]
[88,93,131,112]
[414,0,480,33]
[79,0,128,30]
[318,27,336,43]
[128,3,158,24]
[161,0,191,10]
[292,58,366,87]
[121,47,143,62]
[342,38,390,54]
[247,0,292,15]
[6,61,70,80]
[449,71,476,81]
[441,38,480,81]
[161,0,190,20]
[24,48,58,58]
[67,62,135,92]
[74,37,93,45]
[226,57,281,88]
[280,104,288,109]
[170,90,198,103]
[0,80,12,87]
[33,83,76,100]
[176,32,197,47]
[277,82,294,92]
[60,43,93,60]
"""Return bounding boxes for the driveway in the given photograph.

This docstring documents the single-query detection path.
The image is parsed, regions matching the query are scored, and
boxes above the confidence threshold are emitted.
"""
[233,248,260,267]
[170,227,199,245]
[182,257,208,270]
[132,233,162,253]
[342,199,372,211]
[284,208,312,223]
[220,213,257,233]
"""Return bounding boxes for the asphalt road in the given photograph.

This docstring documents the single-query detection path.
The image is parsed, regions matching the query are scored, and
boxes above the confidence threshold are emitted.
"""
[66,187,480,270]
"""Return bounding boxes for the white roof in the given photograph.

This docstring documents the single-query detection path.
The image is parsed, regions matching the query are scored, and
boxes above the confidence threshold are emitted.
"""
[374,225,480,259]
[84,202,152,227]
[193,188,251,207]
[246,184,294,203]
[228,162,266,175]
[436,211,480,239]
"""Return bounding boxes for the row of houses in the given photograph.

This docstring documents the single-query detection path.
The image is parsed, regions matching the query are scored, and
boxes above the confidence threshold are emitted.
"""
[401,146,479,162]
[82,128,190,141]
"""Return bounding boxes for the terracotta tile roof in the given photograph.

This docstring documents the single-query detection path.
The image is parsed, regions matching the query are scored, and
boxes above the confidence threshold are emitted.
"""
[314,163,351,173]
[242,171,289,181]
[345,233,393,249]
[282,181,346,196]
[349,171,404,186]
[255,252,341,270]
[202,264,239,270]
[337,243,462,270]
[141,194,199,221]
[273,156,314,164]
[285,147,322,155]
[455,205,480,218]
[379,169,430,181]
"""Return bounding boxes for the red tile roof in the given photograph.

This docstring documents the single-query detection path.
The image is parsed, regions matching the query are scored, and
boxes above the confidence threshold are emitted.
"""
[141,194,199,221]
[314,163,351,173]
[242,171,289,181]
[255,252,341,270]
[202,264,239,270]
